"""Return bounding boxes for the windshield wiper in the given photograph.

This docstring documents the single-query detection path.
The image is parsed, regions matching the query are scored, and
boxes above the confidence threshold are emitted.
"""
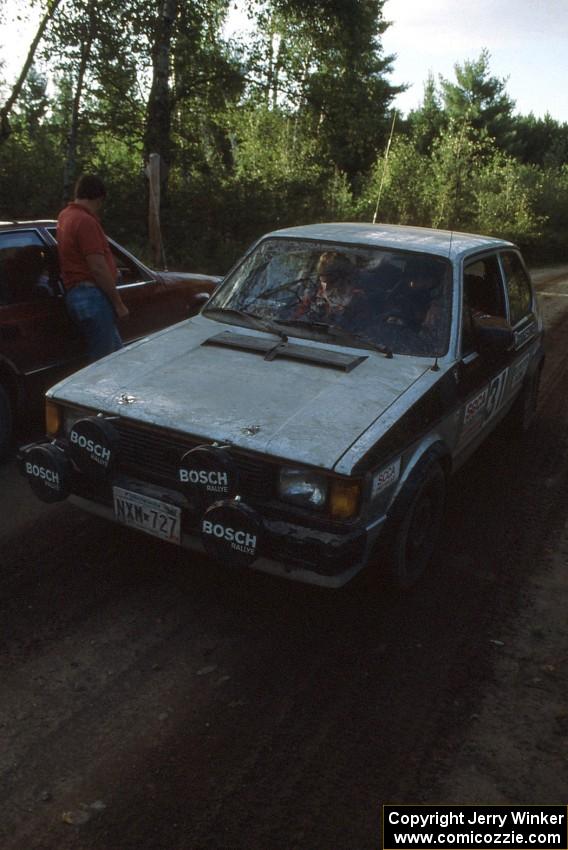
[255,275,315,299]
[203,306,288,342]
[326,326,393,358]
[276,318,393,358]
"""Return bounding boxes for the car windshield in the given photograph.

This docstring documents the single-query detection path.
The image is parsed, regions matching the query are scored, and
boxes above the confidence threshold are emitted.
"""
[204,238,453,357]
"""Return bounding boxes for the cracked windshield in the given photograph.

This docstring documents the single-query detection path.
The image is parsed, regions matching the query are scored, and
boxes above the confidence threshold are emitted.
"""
[206,238,452,356]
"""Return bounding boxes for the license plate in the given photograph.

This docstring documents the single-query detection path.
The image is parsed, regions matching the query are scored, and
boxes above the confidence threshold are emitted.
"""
[113,486,181,545]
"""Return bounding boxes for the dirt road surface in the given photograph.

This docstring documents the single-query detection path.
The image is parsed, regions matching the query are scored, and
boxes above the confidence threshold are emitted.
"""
[1,270,567,850]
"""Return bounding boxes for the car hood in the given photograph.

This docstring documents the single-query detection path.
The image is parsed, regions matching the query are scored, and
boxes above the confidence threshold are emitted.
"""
[49,316,432,470]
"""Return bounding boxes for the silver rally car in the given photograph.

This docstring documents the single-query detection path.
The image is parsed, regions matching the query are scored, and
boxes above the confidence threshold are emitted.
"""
[21,224,544,588]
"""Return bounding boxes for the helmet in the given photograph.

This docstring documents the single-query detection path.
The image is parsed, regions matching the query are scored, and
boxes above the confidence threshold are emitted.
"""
[316,251,353,282]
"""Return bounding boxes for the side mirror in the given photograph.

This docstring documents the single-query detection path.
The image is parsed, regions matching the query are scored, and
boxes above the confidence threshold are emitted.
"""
[187,291,211,317]
[473,314,514,357]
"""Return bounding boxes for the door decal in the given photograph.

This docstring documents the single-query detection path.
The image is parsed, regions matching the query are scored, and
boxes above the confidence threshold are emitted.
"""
[460,368,509,444]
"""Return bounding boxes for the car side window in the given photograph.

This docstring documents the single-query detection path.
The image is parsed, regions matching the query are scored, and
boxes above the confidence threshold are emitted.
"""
[0,231,59,305]
[463,256,506,318]
[48,226,146,287]
[461,254,506,355]
[501,251,533,326]
[110,244,147,286]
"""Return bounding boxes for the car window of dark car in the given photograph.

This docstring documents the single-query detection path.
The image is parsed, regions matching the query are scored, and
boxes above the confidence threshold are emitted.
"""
[47,226,150,287]
[0,231,59,305]
[110,244,149,286]
[500,251,533,326]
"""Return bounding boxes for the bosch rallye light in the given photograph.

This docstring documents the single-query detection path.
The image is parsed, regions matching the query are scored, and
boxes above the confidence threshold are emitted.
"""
[68,417,120,479]
[22,444,71,503]
[201,501,263,568]
[278,467,328,510]
[178,445,239,508]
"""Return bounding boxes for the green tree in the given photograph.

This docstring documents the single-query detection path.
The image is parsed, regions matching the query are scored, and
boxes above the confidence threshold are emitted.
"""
[356,135,432,225]
[14,65,50,138]
[407,73,446,153]
[514,113,568,167]
[472,155,545,244]
[440,49,516,152]
[0,0,62,142]
[238,0,402,179]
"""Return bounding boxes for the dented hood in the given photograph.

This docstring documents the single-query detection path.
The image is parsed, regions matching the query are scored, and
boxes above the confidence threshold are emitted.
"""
[49,316,431,470]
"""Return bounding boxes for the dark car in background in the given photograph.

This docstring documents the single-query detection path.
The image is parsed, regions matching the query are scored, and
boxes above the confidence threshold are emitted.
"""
[0,220,220,458]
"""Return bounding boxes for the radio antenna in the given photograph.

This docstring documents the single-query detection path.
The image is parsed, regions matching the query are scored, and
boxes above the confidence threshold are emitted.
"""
[448,116,469,230]
[372,111,397,224]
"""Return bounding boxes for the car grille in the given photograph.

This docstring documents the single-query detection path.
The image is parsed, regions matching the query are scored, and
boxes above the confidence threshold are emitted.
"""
[113,420,274,501]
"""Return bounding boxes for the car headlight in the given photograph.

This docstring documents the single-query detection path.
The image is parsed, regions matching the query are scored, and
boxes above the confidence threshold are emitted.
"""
[278,468,361,519]
[62,405,94,436]
[278,467,329,510]
[46,401,93,439]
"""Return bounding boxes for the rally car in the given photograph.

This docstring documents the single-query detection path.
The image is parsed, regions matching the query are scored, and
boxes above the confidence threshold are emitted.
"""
[20,223,544,588]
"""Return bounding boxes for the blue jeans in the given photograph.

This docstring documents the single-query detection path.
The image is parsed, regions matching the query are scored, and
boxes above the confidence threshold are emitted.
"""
[66,282,123,362]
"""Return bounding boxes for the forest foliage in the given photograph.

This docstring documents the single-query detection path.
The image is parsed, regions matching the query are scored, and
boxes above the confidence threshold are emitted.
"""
[1,1,567,272]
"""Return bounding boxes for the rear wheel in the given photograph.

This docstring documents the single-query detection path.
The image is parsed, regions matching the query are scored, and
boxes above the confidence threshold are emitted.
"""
[0,384,13,462]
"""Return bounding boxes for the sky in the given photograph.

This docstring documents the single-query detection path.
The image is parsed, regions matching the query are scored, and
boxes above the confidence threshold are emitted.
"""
[380,0,568,121]
[1,0,567,122]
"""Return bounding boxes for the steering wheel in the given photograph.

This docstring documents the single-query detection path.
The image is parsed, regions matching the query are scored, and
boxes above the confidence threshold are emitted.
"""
[382,307,409,327]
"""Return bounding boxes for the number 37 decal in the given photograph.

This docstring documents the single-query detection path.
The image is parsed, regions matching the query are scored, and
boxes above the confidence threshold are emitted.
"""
[461,369,509,441]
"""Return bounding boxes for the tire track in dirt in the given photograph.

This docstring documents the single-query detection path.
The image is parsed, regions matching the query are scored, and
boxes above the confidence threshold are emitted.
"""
[2,281,568,850]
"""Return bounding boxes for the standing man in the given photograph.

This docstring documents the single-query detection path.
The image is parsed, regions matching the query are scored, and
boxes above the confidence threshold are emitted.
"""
[57,174,129,361]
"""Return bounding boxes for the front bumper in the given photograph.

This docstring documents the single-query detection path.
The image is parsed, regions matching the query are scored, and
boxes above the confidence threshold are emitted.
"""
[20,440,385,588]
[71,472,380,587]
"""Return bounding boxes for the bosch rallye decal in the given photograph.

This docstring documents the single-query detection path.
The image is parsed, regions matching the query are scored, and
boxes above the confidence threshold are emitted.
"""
[178,445,239,505]
[200,501,263,568]
[68,417,119,477]
[23,444,71,503]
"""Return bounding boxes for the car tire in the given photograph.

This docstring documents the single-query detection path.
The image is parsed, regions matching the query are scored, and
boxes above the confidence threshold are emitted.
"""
[502,366,541,436]
[381,455,446,590]
[0,384,13,462]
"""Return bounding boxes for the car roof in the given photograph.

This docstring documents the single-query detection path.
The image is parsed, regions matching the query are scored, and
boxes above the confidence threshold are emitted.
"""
[0,219,57,228]
[268,222,515,262]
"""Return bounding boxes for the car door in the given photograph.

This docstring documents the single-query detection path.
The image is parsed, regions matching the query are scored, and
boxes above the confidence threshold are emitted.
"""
[0,229,82,394]
[46,227,172,343]
[500,249,540,353]
[454,252,512,455]
[106,240,171,341]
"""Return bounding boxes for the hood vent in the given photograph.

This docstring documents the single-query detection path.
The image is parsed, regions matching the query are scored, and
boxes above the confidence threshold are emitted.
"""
[202,331,367,373]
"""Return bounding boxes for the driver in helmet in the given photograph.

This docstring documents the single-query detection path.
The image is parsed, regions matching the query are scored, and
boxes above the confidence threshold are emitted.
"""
[295,251,366,325]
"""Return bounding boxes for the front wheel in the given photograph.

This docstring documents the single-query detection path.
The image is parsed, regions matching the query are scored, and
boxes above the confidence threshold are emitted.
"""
[385,459,446,589]
[0,384,13,462]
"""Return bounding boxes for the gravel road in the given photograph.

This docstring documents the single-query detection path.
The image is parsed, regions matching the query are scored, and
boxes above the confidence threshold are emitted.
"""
[1,270,567,850]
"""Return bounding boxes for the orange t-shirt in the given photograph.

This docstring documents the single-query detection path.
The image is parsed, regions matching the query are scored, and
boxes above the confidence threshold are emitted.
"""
[57,203,117,290]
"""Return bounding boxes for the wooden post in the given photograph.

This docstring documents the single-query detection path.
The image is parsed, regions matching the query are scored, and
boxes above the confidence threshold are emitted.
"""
[146,153,163,268]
